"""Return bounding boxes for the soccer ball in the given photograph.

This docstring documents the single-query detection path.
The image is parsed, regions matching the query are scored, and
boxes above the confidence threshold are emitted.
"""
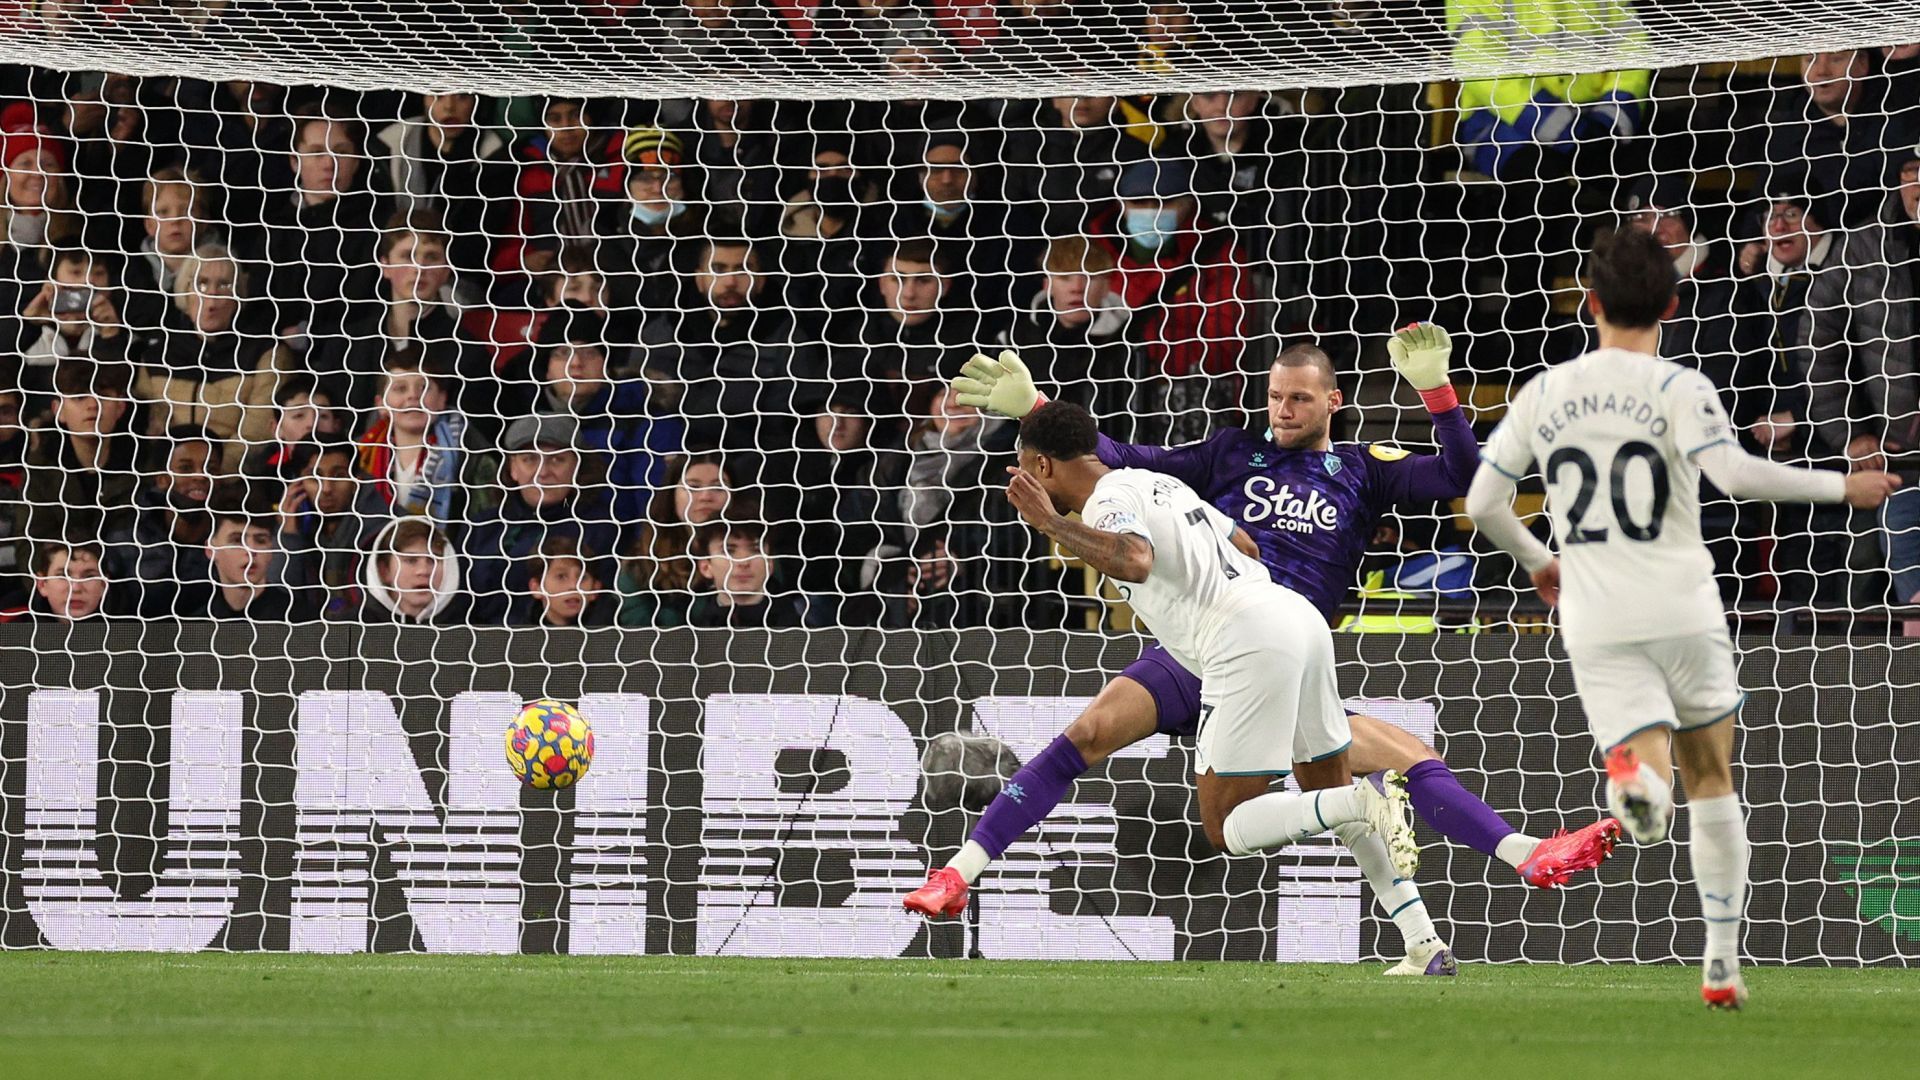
[505,699,594,789]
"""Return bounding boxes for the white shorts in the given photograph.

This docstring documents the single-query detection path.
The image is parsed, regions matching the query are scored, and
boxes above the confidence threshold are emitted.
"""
[1194,591,1351,777]
[1567,626,1746,751]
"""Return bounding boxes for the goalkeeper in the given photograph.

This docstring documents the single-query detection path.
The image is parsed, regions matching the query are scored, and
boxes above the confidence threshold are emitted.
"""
[905,325,1621,968]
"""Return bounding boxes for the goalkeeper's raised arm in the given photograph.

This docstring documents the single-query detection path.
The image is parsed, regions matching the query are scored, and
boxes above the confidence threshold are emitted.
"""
[953,324,1480,570]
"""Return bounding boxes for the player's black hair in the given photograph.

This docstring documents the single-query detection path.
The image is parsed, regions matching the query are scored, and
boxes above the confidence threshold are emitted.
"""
[1019,400,1100,461]
[1588,228,1676,330]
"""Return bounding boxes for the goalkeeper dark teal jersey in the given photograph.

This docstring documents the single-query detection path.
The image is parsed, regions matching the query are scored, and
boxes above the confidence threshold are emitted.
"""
[1095,406,1480,620]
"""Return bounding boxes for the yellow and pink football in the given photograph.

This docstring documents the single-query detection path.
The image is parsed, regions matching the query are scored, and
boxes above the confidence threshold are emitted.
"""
[505,699,594,789]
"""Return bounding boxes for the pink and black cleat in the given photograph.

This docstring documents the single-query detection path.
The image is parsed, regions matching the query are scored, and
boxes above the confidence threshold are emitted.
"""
[903,867,970,919]
[1517,817,1625,889]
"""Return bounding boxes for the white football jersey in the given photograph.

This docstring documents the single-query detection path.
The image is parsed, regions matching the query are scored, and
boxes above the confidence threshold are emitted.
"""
[1482,347,1733,647]
[1082,468,1281,672]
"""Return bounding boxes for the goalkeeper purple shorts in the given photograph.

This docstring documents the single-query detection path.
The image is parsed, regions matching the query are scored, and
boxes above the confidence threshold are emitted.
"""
[1121,641,1357,739]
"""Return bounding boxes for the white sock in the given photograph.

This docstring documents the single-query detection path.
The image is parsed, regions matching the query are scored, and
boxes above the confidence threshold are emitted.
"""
[947,840,991,885]
[1495,833,1539,869]
[1689,794,1748,976]
[1336,821,1441,951]
[1222,785,1363,856]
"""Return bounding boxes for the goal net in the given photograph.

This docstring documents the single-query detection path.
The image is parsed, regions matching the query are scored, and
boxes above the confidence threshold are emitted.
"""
[1,2,1918,963]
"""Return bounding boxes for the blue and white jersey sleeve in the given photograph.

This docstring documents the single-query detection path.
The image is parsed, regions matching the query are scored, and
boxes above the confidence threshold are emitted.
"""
[1480,378,1542,481]
[1082,473,1155,548]
[1666,368,1735,461]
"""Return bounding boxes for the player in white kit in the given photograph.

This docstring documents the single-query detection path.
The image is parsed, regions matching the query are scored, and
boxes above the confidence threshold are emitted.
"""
[1004,401,1421,879]
[1466,229,1902,1009]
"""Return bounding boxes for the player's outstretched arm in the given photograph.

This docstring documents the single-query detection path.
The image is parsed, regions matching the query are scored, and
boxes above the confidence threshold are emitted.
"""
[1692,440,1901,508]
[1005,468,1153,583]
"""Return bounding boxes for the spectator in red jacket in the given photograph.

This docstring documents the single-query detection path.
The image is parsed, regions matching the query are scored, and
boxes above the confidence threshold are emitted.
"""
[1090,156,1253,443]
[499,98,625,273]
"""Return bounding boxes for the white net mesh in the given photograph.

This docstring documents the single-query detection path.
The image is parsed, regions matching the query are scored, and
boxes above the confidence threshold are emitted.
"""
[2,7,1919,962]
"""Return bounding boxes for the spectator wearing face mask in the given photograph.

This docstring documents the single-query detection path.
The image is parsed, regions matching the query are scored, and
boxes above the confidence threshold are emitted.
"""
[872,131,1034,318]
[609,126,706,314]
[775,137,875,318]
[1089,156,1253,444]
[20,247,128,388]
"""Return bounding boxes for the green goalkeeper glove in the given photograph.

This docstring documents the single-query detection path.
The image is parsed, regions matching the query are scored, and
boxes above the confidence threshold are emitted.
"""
[1387,322,1453,391]
[952,349,1043,419]
[1387,322,1461,412]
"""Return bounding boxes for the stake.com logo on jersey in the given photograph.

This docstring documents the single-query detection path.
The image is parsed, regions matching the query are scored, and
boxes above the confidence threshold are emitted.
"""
[1240,476,1339,533]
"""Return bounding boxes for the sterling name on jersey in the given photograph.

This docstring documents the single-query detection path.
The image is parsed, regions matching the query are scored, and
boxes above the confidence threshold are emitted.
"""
[1081,468,1278,674]
[1096,412,1478,621]
[1482,347,1733,647]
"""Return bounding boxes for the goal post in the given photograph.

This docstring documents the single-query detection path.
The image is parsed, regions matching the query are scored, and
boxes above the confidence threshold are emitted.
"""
[0,5,1916,962]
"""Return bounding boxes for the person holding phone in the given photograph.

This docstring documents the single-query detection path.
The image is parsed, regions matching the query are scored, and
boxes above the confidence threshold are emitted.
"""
[21,247,127,393]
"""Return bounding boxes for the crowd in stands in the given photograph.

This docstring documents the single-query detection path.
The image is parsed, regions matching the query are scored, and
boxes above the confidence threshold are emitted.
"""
[0,32,1918,628]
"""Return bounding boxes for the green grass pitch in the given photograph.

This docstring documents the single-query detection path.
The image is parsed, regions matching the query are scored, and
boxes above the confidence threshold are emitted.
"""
[1,953,1912,1079]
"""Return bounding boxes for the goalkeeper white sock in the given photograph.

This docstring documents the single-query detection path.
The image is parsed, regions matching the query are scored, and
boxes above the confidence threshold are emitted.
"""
[1336,821,1441,951]
[1222,786,1362,855]
[1494,833,1539,869]
[1689,794,1749,974]
[948,841,992,885]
